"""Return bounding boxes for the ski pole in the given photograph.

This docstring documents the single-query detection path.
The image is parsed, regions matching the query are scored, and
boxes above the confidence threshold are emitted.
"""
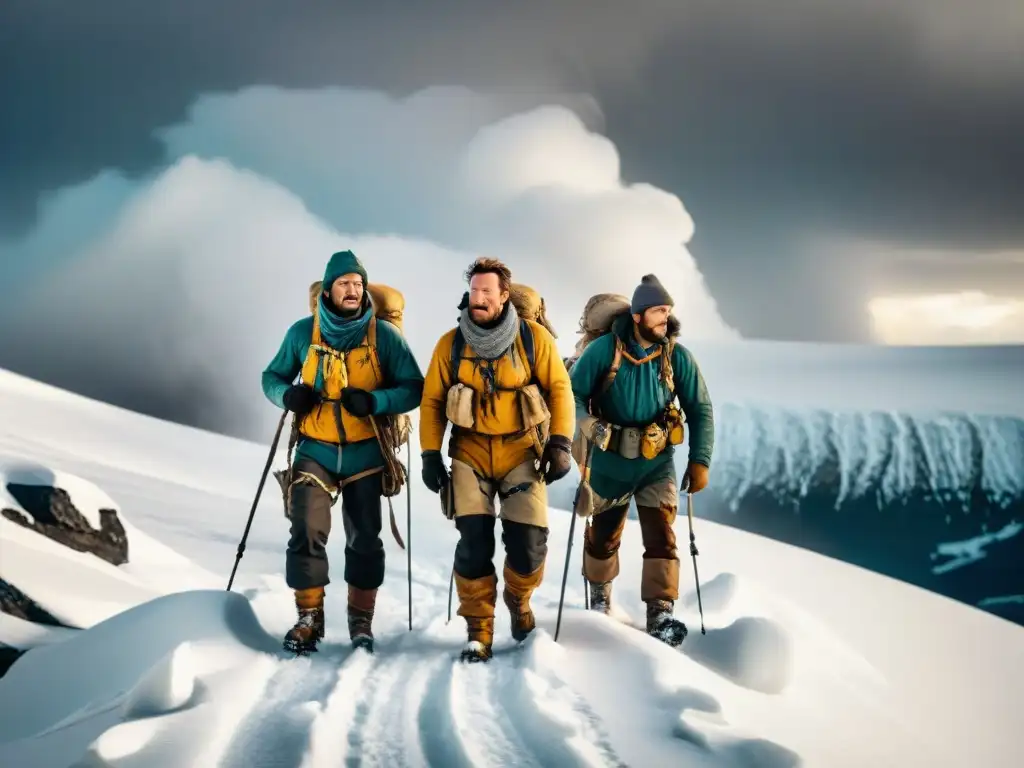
[227,410,288,592]
[556,437,594,643]
[686,490,706,634]
[582,519,590,610]
[553,506,578,643]
[407,440,413,631]
[447,566,454,624]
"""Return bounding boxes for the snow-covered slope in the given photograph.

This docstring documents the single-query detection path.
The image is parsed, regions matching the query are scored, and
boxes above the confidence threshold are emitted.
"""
[1,367,1023,767]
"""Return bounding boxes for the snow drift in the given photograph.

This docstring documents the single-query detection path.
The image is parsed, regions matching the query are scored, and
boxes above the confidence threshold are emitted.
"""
[1,366,1023,767]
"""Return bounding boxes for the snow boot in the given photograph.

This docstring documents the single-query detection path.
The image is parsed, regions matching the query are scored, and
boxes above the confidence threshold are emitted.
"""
[502,561,543,643]
[347,585,376,653]
[283,586,325,654]
[588,580,612,615]
[455,572,497,663]
[645,599,688,647]
[460,617,495,663]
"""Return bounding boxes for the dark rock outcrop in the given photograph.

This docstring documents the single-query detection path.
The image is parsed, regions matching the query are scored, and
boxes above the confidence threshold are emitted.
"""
[0,645,24,677]
[0,578,66,626]
[3,483,128,565]
[0,579,74,680]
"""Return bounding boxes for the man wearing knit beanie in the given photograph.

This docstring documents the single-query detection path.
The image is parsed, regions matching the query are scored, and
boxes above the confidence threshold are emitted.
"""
[568,272,715,648]
[261,249,424,655]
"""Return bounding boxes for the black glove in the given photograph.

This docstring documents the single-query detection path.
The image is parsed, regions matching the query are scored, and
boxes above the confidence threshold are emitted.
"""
[283,384,319,416]
[540,435,573,485]
[341,387,376,417]
[421,450,449,494]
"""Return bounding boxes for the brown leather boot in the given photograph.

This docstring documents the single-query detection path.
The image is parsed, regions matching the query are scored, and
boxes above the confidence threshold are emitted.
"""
[455,572,497,663]
[283,586,325,654]
[348,585,377,653]
[502,561,544,642]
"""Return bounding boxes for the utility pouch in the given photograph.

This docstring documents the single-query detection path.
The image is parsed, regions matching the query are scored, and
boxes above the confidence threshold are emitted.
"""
[440,477,456,521]
[573,480,594,518]
[665,404,686,446]
[445,383,476,429]
[640,423,668,460]
[519,383,551,455]
[618,427,642,460]
[273,468,293,517]
[519,384,551,430]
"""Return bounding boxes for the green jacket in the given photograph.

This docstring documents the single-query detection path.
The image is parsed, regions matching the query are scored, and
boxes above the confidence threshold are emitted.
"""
[261,314,424,477]
[569,313,714,500]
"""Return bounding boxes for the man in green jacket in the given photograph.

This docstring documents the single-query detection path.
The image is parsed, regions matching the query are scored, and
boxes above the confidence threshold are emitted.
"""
[568,274,714,646]
[262,250,424,654]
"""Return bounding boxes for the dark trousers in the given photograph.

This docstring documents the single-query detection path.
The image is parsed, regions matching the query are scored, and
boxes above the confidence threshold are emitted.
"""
[285,458,384,591]
[454,515,548,580]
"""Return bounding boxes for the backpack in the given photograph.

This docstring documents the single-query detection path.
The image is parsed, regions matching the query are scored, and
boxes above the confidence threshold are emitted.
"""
[566,292,677,408]
[509,283,557,338]
[563,293,631,386]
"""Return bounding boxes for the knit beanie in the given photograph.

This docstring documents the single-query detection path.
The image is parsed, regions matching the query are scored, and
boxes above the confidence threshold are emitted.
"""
[323,250,368,291]
[630,274,674,314]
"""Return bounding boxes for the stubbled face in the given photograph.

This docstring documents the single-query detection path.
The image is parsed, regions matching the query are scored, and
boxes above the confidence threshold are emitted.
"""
[633,305,672,343]
[468,272,509,324]
[327,273,364,314]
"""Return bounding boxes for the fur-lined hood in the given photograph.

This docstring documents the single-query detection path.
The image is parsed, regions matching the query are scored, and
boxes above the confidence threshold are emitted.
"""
[611,311,680,348]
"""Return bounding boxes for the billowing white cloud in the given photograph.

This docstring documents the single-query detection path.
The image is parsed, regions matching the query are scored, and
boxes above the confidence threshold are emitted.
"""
[0,86,737,439]
[868,291,1024,345]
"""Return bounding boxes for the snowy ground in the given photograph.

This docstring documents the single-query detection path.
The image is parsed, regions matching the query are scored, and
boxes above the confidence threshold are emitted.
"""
[1,366,1024,767]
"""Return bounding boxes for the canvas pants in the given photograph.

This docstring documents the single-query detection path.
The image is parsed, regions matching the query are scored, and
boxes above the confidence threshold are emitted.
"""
[285,457,385,592]
[583,460,680,601]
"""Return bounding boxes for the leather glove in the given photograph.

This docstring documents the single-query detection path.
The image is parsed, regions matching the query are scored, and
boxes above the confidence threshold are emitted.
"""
[341,387,376,417]
[540,435,573,485]
[421,450,449,495]
[282,384,320,416]
[682,461,709,494]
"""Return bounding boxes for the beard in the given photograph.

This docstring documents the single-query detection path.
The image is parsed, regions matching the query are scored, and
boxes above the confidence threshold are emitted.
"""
[470,303,502,326]
[636,320,667,344]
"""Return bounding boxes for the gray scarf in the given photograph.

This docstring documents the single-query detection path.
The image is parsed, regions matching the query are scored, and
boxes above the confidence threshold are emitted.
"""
[459,301,520,361]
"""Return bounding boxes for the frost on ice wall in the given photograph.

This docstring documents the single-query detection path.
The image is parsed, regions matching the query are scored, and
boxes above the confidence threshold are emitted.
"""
[712,403,1024,511]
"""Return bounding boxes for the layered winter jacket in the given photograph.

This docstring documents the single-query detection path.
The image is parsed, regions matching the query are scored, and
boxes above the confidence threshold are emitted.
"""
[419,316,575,479]
[569,313,714,500]
[262,258,424,477]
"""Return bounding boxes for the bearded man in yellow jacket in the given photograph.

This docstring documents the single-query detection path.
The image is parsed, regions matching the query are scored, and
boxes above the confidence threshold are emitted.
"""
[419,258,575,662]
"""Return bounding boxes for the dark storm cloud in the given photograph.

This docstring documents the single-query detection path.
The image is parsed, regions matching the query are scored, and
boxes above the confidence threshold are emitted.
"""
[2,0,1023,343]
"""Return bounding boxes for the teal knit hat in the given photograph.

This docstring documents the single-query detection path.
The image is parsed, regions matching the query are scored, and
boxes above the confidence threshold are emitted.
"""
[323,250,368,290]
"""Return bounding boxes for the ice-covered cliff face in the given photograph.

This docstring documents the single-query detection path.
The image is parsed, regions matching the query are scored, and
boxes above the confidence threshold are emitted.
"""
[712,404,1023,512]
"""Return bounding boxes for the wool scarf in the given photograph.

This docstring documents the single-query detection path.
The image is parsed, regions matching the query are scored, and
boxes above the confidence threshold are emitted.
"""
[318,294,373,350]
[458,301,520,360]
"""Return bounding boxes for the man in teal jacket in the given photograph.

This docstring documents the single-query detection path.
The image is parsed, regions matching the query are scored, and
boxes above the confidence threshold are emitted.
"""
[569,274,714,646]
[262,250,424,654]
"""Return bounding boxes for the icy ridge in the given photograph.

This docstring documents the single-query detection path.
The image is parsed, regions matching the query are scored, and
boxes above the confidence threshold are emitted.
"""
[713,403,1024,510]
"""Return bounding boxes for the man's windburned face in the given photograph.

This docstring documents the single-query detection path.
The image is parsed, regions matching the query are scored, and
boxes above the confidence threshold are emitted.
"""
[634,304,671,343]
[468,271,508,324]
[328,273,364,315]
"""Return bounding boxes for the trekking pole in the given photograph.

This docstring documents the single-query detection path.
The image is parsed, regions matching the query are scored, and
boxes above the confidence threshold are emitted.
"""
[227,410,288,592]
[686,490,706,634]
[447,566,455,623]
[406,439,413,631]
[582,519,590,610]
[554,506,579,643]
[555,441,594,642]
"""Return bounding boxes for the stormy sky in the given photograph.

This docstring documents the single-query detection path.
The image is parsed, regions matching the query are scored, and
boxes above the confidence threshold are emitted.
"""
[0,0,1022,436]
[4,0,1023,340]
